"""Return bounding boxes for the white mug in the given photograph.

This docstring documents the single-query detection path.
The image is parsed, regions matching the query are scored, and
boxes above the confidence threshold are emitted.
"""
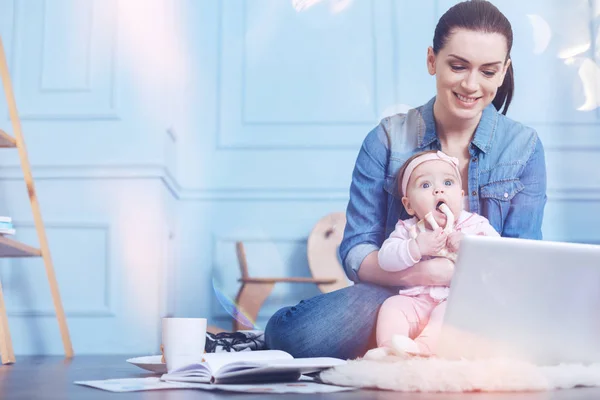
[161,317,207,372]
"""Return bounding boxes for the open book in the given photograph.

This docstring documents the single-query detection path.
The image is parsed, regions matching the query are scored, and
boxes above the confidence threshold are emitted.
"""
[160,350,345,384]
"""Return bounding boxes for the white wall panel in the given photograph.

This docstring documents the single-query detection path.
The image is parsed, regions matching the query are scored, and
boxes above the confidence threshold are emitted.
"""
[0,0,171,170]
[1,223,111,317]
[0,178,174,355]
[217,0,395,149]
[12,0,118,119]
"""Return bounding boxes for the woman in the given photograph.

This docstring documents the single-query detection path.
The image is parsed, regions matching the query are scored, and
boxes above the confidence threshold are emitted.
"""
[265,0,547,360]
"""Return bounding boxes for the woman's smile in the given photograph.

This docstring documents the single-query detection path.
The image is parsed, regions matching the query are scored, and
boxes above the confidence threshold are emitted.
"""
[454,92,481,107]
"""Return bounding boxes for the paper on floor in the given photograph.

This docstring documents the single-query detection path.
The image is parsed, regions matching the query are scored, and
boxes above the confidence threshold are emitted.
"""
[75,377,355,393]
[75,377,195,392]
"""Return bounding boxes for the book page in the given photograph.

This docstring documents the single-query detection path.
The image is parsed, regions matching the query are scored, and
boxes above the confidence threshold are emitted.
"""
[217,357,346,379]
[161,362,212,383]
[203,350,293,375]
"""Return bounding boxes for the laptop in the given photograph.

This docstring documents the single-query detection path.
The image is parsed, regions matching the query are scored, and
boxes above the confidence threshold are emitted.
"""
[436,235,600,365]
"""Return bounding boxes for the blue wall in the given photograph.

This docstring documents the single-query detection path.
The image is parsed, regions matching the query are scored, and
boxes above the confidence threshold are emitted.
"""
[0,0,598,355]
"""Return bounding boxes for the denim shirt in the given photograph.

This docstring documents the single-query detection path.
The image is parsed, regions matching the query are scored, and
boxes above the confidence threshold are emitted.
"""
[340,96,548,283]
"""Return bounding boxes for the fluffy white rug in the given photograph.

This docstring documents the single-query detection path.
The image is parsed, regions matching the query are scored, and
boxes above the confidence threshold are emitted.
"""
[319,356,600,392]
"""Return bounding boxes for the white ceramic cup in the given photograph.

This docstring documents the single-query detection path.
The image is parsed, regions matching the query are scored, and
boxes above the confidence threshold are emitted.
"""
[161,317,207,372]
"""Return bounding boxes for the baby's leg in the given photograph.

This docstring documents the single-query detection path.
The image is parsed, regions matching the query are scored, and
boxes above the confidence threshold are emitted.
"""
[414,300,447,356]
[375,295,424,348]
[364,294,424,359]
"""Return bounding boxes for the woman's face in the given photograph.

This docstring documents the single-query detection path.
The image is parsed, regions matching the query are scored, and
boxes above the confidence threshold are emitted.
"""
[427,29,510,121]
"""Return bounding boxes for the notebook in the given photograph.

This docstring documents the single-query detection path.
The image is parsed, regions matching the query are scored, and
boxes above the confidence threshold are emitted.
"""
[160,350,345,384]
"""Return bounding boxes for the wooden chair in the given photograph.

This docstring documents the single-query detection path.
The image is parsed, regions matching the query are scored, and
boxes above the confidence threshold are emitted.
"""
[306,212,349,294]
[232,212,349,331]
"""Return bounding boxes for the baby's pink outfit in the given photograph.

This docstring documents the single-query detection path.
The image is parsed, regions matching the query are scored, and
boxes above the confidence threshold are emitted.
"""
[376,210,499,355]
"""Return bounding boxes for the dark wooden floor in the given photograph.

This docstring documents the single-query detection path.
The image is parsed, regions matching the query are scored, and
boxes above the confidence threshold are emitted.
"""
[1,356,600,399]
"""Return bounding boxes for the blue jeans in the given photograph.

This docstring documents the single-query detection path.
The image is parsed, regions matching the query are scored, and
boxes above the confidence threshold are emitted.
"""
[264,283,398,359]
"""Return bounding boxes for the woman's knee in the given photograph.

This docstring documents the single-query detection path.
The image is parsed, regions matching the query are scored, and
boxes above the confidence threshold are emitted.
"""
[263,284,396,357]
[337,283,398,310]
[267,283,395,330]
[265,304,321,356]
[264,306,290,347]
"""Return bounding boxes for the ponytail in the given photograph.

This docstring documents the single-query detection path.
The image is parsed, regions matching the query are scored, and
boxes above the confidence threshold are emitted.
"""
[493,61,514,115]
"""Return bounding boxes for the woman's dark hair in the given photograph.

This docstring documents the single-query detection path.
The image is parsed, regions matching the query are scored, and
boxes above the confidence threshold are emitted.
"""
[433,0,514,115]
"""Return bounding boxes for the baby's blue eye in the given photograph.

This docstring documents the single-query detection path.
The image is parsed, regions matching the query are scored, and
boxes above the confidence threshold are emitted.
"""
[444,180,453,186]
[422,182,430,189]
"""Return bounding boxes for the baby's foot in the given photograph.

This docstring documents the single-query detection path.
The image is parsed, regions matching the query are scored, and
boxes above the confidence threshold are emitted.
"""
[363,346,395,360]
[391,334,421,356]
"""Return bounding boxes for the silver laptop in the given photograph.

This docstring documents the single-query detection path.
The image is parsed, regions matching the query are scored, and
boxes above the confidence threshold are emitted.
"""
[437,235,600,365]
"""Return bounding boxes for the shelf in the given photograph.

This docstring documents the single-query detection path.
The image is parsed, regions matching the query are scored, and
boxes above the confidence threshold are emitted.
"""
[0,236,41,257]
[0,129,16,148]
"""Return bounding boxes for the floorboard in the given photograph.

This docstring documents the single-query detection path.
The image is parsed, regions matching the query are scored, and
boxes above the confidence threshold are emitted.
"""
[1,355,599,399]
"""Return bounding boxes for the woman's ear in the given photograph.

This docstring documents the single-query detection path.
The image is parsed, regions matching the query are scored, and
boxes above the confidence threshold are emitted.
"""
[427,47,436,76]
[402,196,415,216]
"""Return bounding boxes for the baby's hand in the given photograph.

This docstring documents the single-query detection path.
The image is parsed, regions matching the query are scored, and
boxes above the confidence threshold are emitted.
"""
[416,227,447,257]
[446,231,465,253]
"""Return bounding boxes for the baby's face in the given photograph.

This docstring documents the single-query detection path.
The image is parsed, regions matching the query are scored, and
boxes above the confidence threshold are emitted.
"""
[402,160,464,228]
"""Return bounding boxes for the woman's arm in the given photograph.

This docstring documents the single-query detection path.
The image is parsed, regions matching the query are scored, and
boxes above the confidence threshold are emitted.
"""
[358,252,454,287]
[503,135,547,239]
[338,125,389,282]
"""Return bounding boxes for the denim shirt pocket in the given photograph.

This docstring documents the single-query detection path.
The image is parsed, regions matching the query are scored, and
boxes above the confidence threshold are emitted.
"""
[479,179,524,234]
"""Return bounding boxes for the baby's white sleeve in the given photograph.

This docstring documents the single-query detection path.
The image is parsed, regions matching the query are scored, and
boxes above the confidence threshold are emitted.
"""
[377,221,421,272]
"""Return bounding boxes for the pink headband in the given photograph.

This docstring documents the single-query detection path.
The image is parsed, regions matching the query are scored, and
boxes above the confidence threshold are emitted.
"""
[400,151,461,196]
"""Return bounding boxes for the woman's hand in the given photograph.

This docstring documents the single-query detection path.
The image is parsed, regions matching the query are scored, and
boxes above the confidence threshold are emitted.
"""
[398,257,455,286]
[357,252,455,287]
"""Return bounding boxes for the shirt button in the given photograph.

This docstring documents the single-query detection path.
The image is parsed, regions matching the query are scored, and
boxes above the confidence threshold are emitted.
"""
[472,157,477,162]
[504,192,509,198]
[471,191,477,196]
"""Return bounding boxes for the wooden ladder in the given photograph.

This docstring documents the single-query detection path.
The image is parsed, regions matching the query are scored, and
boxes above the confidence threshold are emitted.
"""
[0,35,73,364]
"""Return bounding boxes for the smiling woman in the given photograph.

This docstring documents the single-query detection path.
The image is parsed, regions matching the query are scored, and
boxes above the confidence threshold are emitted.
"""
[431,5,514,117]
[430,31,511,122]
[264,0,548,360]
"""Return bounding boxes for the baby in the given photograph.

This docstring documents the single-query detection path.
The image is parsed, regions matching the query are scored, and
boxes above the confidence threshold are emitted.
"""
[366,150,499,359]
